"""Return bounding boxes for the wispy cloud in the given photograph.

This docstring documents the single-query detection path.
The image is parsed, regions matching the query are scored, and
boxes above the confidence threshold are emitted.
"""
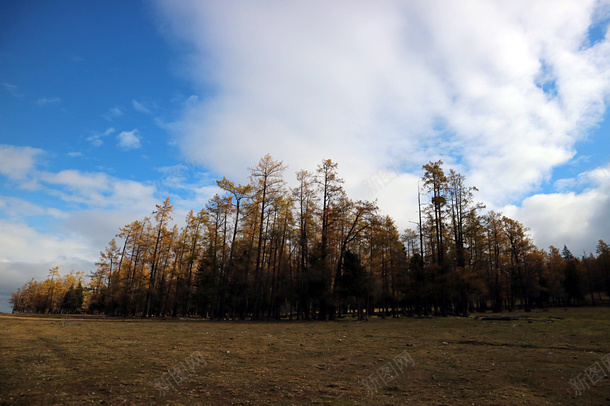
[0,145,44,181]
[132,99,152,114]
[102,106,124,121]
[0,196,67,219]
[37,168,156,209]
[86,127,115,147]
[67,151,83,158]
[87,135,103,147]
[117,129,142,150]
[0,144,185,313]
[36,97,61,107]
[3,83,23,98]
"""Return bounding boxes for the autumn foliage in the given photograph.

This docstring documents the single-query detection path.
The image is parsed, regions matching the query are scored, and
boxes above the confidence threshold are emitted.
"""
[11,156,610,318]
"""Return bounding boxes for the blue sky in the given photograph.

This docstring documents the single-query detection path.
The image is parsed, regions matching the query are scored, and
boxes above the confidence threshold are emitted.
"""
[1,1,189,175]
[1,0,610,312]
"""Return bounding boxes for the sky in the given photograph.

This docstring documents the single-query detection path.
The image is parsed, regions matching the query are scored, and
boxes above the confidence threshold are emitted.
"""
[1,0,610,313]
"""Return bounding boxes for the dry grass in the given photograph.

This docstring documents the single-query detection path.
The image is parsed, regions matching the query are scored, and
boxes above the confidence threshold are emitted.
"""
[1,307,609,405]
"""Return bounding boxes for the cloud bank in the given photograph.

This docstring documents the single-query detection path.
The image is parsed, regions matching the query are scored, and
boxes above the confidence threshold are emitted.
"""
[154,0,610,252]
[0,143,217,312]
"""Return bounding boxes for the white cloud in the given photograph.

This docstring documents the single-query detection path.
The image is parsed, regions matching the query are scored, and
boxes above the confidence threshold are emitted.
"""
[0,144,187,312]
[102,106,124,121]
[0,144,44,181]
[153,0,610,250]
[0,219,97,273]
[86,127,115,147]
[87,135,103,147]
[0,196,67,219]
[0,143,157,210]
[0,162,163,312]
[504,188,610,255]
[61,208,149,253]
[504,161,610,253]
[2,82,23,98]
[0,219,97,313]
[37,169,157,209]
[117,129,142,150]
[132,99,152,114]
[36,97,61,107]
[41,169,109,191]
[157,2,608,180]
[67,151,83,158]
[0,182,211,313]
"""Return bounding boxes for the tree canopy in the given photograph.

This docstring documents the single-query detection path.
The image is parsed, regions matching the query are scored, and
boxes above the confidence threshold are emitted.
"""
[11,157,610,318]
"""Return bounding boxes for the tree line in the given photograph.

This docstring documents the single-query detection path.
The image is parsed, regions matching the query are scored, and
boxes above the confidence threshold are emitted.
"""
[10,155,610,319]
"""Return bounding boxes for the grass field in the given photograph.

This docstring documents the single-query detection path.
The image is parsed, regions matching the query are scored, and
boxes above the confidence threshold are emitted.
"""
[1,307,609,405]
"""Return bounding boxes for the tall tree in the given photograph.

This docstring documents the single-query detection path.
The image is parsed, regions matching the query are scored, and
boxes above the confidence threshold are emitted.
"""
[314,159,346,319]
[446,169,483,316]
[336,250,370,320]
[503,217,532,311]
[562,246,583,305]
[422,160,447,265]
[422,160,449,315]
[401,229,419,258]
[144,197,173,317]
[316,159,344,270]
[292,170,318,319]
[180,209,208,315]
[217,177,252,266]
[446,169,482,268]
[96,238,120,314]
[484,211,506,312]
[596,240,610,298]
[249,154,287,319]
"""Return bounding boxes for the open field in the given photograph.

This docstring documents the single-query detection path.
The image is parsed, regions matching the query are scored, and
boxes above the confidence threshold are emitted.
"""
[1,308,609,405]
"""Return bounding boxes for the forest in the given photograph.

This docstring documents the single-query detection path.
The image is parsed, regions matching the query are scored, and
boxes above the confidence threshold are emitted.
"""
[10,155,610,319]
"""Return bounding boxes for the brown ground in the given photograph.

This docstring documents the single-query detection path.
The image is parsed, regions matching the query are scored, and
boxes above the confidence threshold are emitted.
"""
[0,307,609,405]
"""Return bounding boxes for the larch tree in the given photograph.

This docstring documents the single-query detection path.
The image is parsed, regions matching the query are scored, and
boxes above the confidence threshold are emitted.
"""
[292,169,318,319]
[503,217,532,311]
[315,159,345,319]
[249,154,287,319]
[422,160,447,266]
[596,240,610,297]
[144,197,173,317]
[12,154,610,319]
[401,229,419,258]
